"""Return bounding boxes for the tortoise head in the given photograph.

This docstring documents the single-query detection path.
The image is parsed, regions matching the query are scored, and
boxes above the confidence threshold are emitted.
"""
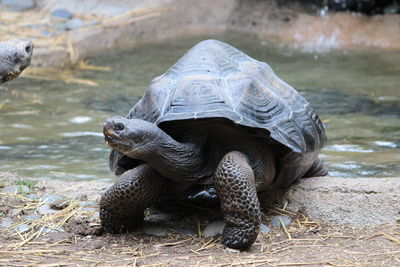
[0,39,33,83]
[103,116,160,158]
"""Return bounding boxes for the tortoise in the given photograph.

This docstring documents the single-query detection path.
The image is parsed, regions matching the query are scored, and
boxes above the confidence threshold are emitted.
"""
[101,39,327,249]
[0,39,33,83]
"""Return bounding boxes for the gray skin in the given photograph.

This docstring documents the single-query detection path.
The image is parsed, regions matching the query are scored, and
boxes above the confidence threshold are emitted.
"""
[101,117,326,249]
[0,39,33,83]
[100,39,327,250]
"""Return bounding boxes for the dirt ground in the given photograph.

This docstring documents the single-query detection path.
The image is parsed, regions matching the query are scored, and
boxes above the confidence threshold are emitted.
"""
[0,173,399,266]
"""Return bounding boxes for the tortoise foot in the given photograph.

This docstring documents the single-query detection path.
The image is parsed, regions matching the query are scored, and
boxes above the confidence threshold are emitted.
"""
[221,224,258,250]
[100,208,143,234]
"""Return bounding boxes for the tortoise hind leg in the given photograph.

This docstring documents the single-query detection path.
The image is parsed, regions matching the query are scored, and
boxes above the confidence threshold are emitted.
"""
[100,164,165,233]
[215,151,261,249]
[303,157,328,178]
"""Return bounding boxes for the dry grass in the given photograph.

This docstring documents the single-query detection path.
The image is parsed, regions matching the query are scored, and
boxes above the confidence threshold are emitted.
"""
[1,189,399,266]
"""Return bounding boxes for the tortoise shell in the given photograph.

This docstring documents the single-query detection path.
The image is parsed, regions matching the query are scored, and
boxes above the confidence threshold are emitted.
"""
[111,39,327,187]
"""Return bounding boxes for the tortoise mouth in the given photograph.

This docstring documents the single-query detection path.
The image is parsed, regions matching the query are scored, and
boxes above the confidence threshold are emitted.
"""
[103,129,133,150]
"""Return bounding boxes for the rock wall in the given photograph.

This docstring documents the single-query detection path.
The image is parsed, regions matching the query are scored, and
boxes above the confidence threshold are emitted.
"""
[11,0,397,67]
[261,177,400,226]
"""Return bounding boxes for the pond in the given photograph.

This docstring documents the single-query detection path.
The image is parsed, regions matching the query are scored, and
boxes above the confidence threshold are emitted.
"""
[0,32,399,181]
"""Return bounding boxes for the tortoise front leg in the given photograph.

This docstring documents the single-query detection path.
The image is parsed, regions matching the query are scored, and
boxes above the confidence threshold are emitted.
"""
[100,164,165,233]
[215,151,261,249]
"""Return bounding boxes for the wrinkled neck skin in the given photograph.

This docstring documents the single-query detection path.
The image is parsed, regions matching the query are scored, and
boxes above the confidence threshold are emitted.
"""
[130,128,203,181]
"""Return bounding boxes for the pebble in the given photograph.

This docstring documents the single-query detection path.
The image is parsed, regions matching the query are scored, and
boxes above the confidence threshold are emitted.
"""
[88,213,100,222]
[80,201,97,207]
[146,212,173,223]
[37,204,58,215]
[260,223,271,234]
[2,185,31,194]
[42,194,64,204]
[25,214,41,220]
[39,226,64,234]
[271,215,292,228]
[0,218,13,228]
[26,194,39,200]
[81,207,97,213]
[15,223,30,233]
[203,221,225,238]
[51,9,73,19]
[2,0,35,11]
[141,225,169,237]
[11,209,23,216]
[66,18,84,30]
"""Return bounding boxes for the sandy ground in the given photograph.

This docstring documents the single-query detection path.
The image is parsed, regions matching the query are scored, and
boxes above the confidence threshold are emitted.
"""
[1,172,399,266]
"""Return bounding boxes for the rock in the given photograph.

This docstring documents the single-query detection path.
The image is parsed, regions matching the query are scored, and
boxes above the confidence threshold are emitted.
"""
[15,224,30,233]
[37,204,58,215]
[81,207,97,213]
[1,0,36,11]
[141,225,169,237]
[26,194,39,200]
[88,213,99,223]
[271,215,292,228]
[39,226,64,234]
[25,214,41,221]
[80,201,97,207]
[10,209,23,216]
[146,212,173,223]
[281,177,400,226]
[42,194,64,204]
[260,223,271,234]
[0,218,13,228]
[66,18,83,30]
[51,9,73,19]
[203,221,225,238]
[2,185,31,194]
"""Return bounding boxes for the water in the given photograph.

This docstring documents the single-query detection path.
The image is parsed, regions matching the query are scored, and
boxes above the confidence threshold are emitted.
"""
[0,32,399,180]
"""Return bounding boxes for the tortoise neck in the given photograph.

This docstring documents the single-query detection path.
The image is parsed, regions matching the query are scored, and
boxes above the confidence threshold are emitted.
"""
[143,129,203,180]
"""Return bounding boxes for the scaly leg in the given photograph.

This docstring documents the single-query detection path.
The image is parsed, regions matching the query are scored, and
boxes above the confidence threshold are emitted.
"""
[100,164,165,233]
[215,151,261,249]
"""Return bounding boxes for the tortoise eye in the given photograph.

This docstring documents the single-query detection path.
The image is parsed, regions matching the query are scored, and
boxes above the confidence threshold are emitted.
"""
[114,122,125,132]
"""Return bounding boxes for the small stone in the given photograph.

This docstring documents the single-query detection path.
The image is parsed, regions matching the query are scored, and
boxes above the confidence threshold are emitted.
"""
[146,212,173,223]
[271,215,292,228]
[51,9,73,19]
[260,223,271,234]
[15,223,30,233]
[10,209,23,216]
[2,185,31,194]
[141,225,169,237]
[88,213,100,222]
[25,214,41,221]
[37,204,58,215]
[81,207,96,213]
[2,0,35,11]
[26,194,39,200]
[80,201,96,207]
[0,218,13,228]
[39,226,64,234]
[203,221,225,238]
[226,248,240,253]
[66,18,83,30]
[42,194,64,204]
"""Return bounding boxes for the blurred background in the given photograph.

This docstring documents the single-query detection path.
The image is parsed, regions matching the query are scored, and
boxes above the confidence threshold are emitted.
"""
[0,0,399,181]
